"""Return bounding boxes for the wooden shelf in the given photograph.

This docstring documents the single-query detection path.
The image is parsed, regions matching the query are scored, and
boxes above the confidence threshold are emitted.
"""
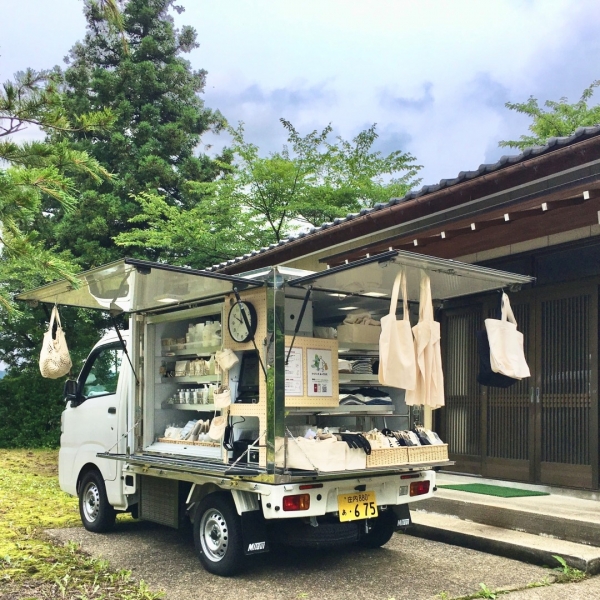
[337,343,379,355]
[161,375,221,384]
[288,404,393,415]
[339,374,379,384]
[161,342,221,357]
[162,403,218,411]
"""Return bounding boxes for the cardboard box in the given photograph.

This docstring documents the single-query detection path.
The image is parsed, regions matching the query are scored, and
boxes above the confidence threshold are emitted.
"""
[337,324,381,344]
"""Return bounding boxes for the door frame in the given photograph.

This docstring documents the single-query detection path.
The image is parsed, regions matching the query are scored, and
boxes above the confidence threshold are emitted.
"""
[480,289,535,483]
[532,279,599,489]
[441,278,600,490]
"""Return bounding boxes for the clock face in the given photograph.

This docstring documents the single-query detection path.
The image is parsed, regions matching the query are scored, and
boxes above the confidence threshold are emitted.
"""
[228,301,258,343]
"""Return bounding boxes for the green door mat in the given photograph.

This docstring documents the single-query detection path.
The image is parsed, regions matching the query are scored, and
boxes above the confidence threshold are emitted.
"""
[438,483,550,498]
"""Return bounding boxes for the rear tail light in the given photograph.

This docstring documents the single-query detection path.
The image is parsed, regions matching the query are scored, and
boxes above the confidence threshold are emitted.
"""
[410,480,431,497]
[283,493,311,511]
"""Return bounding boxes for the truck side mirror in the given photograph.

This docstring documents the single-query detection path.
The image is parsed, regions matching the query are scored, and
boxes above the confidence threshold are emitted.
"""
[63,379,79,405]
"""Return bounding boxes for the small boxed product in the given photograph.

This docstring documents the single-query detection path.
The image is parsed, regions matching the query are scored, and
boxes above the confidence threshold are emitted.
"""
[337,324,381,344]
[336,312,381,344]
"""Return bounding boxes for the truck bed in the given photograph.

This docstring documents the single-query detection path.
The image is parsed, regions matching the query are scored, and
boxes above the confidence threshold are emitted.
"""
[98,451,453,483]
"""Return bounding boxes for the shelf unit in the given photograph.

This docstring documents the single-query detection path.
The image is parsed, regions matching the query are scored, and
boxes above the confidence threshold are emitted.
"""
[163,403,218,411]
[161,342,221,357]
[161,375,221,384]
[287,404,394,416]
[339,374,379,384]
[337,342,379,355]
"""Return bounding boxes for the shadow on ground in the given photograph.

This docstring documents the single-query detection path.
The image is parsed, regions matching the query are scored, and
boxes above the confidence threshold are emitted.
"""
[48,519,550,600]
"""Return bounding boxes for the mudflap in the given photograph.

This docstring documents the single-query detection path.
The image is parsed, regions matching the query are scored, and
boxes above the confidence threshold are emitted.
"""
[241,510,270,555]
[391,504,412,531]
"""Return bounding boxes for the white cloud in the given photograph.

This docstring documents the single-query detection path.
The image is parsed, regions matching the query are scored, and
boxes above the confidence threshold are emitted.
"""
[2,0,600,188]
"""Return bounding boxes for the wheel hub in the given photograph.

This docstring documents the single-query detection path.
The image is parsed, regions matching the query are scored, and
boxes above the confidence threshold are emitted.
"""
[200,509,229,562]
[82,482,100,522]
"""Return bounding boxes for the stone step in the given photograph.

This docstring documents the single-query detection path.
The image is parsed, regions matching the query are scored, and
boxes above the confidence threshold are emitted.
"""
[416,491,600,547]
[409,511,600,575]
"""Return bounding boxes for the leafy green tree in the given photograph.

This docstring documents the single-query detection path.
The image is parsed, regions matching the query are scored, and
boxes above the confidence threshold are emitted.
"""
[117,119,422,259]
[500,80,600,150]
[228,119,422,237]
[54,0,226,268]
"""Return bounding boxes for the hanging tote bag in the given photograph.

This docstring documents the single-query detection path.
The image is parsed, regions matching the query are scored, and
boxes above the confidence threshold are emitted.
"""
[378,269,417,390]
[477,294,518,388]
[215,348,239,373]
[477,328,519,388]
[208,412,228,441]
[485,292,530,380]
[213,386,232,409]
[405,271,445,408]
[39,306,72,379]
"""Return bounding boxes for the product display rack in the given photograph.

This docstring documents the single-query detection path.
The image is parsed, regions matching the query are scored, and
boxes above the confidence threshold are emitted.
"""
[287,405,394,416]
[163,403,219,412]
[338,374,380,384]
[160,375,221,384]
[160,342,221,357]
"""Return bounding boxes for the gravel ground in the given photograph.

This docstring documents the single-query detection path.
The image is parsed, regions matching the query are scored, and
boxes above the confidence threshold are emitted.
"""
[47,521,553,600]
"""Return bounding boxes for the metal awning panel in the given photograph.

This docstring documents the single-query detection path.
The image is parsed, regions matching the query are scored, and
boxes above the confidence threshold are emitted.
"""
[16,258,262,313]
[288,250,534,301]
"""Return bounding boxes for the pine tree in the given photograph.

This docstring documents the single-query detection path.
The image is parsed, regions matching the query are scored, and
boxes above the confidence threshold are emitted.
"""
[55,0,225,268]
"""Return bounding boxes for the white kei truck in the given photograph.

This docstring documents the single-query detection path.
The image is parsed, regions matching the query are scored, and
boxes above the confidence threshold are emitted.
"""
[18,250,532,576]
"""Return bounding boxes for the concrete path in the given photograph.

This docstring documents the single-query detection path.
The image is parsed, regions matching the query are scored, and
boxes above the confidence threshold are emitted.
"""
[48,520,556,600]
[411,473,600,574]
[504,577,600,599]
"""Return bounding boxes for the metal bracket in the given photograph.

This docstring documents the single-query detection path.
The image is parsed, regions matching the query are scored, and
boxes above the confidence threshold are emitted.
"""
[285,286,312,365]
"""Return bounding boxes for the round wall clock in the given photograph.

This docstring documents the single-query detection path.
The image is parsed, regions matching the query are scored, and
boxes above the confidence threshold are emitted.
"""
[228,300,258,343]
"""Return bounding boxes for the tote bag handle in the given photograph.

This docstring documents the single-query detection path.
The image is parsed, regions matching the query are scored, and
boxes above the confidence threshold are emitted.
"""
[500,292,517,326]
[388,269,409,320]
[417,270,434,322]
[49,305,61,336]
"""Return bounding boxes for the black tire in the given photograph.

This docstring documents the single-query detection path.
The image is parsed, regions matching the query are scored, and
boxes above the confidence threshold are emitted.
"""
[271,519,360,548]
[358,510,396,549]
[78,470,116,533]
[193,492,245,576]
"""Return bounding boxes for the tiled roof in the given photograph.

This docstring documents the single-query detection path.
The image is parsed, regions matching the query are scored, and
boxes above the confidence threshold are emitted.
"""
[207,125,600,272]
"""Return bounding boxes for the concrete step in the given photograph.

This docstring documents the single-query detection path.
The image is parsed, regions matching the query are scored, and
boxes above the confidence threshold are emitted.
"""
[416,489,600,547]
[409,511,600,575]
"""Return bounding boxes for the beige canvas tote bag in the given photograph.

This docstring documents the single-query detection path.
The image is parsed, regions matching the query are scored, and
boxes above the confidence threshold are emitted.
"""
[39,306,72,379]
[378,269,416,390]
[405,271,445,408]
[485,292,530,380]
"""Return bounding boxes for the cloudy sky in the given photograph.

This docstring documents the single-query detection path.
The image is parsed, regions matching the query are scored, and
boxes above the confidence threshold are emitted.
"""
[2,0,600,187]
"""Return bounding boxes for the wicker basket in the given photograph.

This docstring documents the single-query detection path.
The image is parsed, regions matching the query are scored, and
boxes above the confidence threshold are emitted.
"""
[157,437,220,448]
[406,444,448,463]
[366,447,409,468]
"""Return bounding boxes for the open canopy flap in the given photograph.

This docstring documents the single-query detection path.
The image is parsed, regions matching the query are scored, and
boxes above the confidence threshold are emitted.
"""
[288,250,534,301]
[16,258,262,313]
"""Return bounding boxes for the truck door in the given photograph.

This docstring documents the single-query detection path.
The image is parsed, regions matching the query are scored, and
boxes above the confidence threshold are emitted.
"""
[60,343,123,488]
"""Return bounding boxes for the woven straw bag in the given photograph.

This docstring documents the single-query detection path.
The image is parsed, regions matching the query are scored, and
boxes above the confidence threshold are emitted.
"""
[39,306,72,379]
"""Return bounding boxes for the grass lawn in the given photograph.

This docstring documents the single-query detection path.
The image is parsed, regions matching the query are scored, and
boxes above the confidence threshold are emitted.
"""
[0,449,164,599]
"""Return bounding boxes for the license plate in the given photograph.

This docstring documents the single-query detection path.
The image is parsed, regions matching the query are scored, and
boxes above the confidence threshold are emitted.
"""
[337,491,378,522]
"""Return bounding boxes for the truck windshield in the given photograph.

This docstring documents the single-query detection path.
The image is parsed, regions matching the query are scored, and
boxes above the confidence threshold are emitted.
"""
[82,345,123,399]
